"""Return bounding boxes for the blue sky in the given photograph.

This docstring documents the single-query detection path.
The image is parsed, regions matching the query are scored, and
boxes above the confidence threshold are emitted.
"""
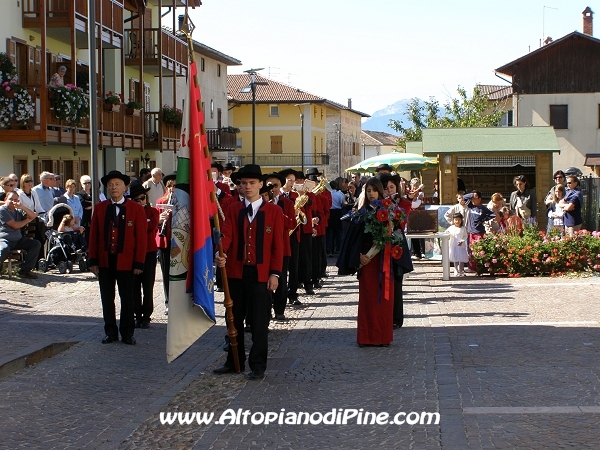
[187,1,594,114]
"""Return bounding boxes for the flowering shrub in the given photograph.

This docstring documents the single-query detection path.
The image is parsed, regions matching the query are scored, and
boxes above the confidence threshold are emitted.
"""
[162,104,183,127]
[126,98,143,110]
[53,84,89,126]
[351,198,407,259]
[105,91,122,105]
[470,223,600,276]
[0,82,34,128]
[0,52,17,83]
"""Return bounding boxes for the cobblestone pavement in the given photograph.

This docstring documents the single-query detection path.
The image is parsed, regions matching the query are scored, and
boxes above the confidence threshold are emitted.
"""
[1,258,600,449]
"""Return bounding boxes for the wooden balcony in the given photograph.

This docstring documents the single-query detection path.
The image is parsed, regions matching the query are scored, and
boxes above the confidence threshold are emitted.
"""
[124,28,188,76]
[206,129,237,151]
[144,112,180,152]
[22,0,124,49]
[0,88,143,149]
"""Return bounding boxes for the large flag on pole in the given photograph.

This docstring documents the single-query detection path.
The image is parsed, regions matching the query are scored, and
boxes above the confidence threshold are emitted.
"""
[166,60,217,363]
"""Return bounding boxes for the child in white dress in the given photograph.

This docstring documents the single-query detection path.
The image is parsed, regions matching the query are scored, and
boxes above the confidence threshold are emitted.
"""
[446,213,469,276]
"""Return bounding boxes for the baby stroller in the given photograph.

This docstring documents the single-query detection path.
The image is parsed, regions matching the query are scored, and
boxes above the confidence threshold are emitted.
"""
[38,203,88,274]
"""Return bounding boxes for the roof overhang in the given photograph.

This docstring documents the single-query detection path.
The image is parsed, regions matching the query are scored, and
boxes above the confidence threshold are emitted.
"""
[584,153,600,166]
[422,127,561,155]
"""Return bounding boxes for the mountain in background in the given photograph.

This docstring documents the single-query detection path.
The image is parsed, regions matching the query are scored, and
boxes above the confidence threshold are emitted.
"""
[361,99,416,134]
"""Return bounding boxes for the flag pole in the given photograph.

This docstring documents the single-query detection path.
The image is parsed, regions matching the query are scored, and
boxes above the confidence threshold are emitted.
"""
[182,16,241,373]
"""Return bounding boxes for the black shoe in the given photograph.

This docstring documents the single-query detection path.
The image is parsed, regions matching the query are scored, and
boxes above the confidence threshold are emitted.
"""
[141,321,150,329]
[393,323,402,329]
[289,299,303,306]
[134,319,142,329]
[17,270,37,279]
[101,335,117,344]
[305,288,316,295]
[244,325,251,333]
[314,281,323,289]
[246,370,265,380]
[213,365,236,374]
[122,336,136,345]
[274,314,288,322]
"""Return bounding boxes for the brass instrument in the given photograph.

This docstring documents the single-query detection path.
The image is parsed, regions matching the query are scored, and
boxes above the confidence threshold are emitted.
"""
[289,182,309,236]
[311,175,328,195]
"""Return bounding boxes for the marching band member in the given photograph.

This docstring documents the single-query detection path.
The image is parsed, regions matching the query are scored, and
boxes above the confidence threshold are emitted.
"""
[213,164,284,380]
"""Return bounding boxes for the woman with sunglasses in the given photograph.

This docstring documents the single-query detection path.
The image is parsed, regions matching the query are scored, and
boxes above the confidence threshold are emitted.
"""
[128,182,159,328]
[17,174,39,212]
[0,176,18,206]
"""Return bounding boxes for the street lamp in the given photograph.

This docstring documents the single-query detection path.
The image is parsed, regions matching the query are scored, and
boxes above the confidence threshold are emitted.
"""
[141,152,150,168]
[295,103,310,172]
[242,68,267,164]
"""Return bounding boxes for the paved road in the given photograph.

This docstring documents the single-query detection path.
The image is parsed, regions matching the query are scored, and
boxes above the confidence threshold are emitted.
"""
[1,259,600,449]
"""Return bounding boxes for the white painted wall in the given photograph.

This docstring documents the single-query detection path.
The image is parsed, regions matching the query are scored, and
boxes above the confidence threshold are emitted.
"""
[516,93,600,175]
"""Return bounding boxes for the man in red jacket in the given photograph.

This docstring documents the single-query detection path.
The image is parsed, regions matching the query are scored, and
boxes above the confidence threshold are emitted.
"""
[214,164,284,380]
[88,170,148,345]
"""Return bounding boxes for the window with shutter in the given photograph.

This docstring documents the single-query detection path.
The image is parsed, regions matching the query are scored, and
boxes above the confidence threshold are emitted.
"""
[144,82,150,111]
[270,135,283,154]
[27,45,35,84]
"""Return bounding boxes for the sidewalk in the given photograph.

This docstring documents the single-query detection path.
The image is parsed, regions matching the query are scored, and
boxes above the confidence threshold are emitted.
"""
[1,259,600,448]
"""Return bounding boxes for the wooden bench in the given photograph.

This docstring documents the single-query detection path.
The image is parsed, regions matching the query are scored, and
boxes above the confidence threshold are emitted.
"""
[3,250,25,279]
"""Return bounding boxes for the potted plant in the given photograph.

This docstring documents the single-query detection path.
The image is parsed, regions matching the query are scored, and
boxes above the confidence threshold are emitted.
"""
[104,91,122,112]
[53,84,90,126]
[0,80,34,129]
[220,125,240,133]
[0,52,17,84]
[162,104,183,128]
[125,98,144,116]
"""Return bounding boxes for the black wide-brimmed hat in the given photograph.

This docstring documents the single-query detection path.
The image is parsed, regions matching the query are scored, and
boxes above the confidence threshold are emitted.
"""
[211,162,224,173]
[259,182,275,195]
[375,163,394,173]
[101,170,130,187]
[279,167,300,178]
[223,162,236,172]
[378,172,401,185]
[231,164,263,182]
[305,167,322,176]
[263,172,286,185]
[127,181,151,198]
[163,172,177,184]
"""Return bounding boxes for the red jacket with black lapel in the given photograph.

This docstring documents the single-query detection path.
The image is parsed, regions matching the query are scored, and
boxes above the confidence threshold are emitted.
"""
[275,195,295,257]
[221,199,284,282]
[88,198,148,271]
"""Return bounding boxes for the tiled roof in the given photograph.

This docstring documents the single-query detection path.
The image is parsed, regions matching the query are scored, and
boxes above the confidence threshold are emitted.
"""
[362,130,399,146]
[476,84,513,100]
[228,74,324,103]
[227,74,370,117]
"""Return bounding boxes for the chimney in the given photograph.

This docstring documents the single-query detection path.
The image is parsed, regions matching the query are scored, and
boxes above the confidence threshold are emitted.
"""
[583,7,594,36]
[347,98,352,109]
[544,36,553,45]
[178,14,185,32]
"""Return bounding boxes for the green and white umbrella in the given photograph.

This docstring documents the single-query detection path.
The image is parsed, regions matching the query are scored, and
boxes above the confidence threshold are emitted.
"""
[345,151,438,173]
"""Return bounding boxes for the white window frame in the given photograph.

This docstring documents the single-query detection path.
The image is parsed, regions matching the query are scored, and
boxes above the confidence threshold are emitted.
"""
[269,105,279,117]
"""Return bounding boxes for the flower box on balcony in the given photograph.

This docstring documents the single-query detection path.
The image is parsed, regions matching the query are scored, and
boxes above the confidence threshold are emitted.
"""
[126,107,141,116]
[104,103,120,112]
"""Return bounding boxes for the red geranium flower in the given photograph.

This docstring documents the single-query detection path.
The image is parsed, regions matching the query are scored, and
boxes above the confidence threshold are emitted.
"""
[382,198,393,208]
[391,245,403,259]
[376,209,389,222]
[394,208,406,222]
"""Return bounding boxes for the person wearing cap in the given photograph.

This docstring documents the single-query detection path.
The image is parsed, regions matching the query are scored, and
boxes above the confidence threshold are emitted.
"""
[295,171,316,296]
[222,162,236,179]
[375,164,393,175]
[156,173,176,313]
[265,172,295,321]
[306,168,330,289]
[128,182,159,328]
[88,170,148,345]
[279,168,303,305]
[210,162,232,201]
[214,164,284,380]
[142,168,166,207]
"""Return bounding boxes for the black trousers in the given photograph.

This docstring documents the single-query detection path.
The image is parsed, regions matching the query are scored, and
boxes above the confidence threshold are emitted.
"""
[98,260,135,340]
[393,274,404,327]
[287,234,300,299]
[158,246,170,304]
[273,256,289,315]
[226,266,270,373]
[134,252,156,322]
[311,235,324,284]
[326,209,343,254]
[298,232,313,287]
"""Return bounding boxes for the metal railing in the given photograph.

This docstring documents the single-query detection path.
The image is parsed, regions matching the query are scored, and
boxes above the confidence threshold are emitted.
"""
[206,129,237,150]
[580,175,600,231]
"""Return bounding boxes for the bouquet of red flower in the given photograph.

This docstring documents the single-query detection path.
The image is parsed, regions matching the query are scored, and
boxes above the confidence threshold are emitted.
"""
[353,198,407,266]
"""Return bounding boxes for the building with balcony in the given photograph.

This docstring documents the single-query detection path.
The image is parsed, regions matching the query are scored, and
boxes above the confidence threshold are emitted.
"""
[0,0,239,184]
[227,74,369,176]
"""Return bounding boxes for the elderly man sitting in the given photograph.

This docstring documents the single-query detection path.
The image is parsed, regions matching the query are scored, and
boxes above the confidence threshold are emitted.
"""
[0,191,41,279]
